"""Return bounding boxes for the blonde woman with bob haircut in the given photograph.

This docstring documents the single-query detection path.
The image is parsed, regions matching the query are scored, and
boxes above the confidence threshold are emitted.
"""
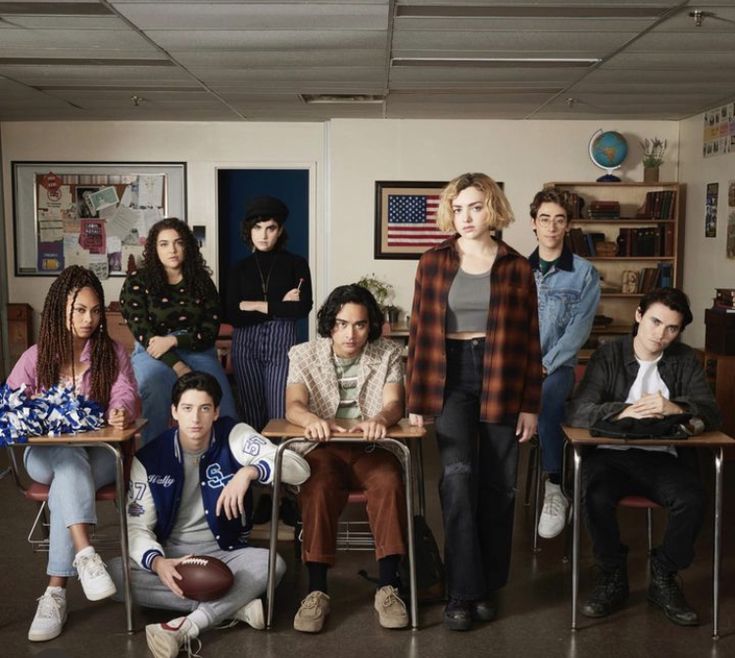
[407,172,543,631]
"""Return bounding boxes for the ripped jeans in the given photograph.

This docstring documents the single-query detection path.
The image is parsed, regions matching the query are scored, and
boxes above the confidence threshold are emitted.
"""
[435,339,519,601]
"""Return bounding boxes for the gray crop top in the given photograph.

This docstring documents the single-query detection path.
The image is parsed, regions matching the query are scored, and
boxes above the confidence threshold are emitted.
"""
[446,267,491,333]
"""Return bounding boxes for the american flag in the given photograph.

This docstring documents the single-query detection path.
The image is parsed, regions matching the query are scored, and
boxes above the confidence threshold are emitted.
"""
[386,194,444,247]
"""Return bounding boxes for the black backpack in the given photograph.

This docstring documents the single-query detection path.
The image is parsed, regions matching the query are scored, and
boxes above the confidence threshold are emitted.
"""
[399,515,445,603]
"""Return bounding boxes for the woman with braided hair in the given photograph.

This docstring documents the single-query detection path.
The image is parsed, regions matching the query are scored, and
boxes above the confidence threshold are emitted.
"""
[120,217,237,444]
[7,265,140,642]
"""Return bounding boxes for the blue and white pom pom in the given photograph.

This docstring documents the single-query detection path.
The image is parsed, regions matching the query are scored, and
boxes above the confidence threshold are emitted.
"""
[41,386,105,435]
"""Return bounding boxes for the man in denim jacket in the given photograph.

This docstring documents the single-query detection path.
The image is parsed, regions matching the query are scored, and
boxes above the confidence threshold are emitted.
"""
[529,189,600,538]
[567,288,721,627]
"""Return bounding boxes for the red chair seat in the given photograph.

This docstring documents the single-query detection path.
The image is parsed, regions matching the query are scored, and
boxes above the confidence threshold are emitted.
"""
[619,495,661,509]
[24,482,117,503]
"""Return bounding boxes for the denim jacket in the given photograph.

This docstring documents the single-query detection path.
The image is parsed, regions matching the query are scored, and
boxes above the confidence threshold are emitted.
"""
[529,246,600,374]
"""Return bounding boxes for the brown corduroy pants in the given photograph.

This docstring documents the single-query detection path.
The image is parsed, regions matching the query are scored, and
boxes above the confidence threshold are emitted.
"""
[298,444,406,565]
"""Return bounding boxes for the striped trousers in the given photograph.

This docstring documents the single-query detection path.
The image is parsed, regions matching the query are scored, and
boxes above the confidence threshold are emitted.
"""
[231,320,296,431]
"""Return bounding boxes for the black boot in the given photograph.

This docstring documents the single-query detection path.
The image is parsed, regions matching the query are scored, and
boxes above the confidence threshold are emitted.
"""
[580,563,629,618]
[648,557,699,626]
[471,592,497,622]
[443,598,473,631]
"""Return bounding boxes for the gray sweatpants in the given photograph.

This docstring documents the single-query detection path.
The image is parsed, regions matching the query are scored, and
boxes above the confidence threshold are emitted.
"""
[109,540,285,631]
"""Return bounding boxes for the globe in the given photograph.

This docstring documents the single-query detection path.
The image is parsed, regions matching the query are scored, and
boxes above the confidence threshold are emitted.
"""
[588,129,628,182]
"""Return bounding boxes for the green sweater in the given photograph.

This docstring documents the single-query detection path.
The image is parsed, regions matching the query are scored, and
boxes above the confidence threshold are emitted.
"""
[119,269,222,368]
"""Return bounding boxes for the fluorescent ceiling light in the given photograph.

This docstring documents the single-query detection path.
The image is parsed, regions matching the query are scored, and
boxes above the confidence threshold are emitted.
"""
[396,5,666,19]
[0,2,112,15]
[0,58,175,67]
[391,58,600,68]
[300,94,385,104]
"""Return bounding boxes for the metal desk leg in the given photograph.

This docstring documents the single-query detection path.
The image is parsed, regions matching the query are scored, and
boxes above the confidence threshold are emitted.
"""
[384,438,418,630]
[102,442,134,634]
[411,436,426,517]
[266,439,297,630]
[713,447,723,639]
[571,445,582,631]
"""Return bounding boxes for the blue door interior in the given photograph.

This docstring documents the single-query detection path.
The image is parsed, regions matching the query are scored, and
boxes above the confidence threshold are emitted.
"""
[217,168,310,343]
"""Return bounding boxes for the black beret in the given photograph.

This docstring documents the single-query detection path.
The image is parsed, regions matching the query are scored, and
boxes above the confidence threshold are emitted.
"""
[245,195,289,224]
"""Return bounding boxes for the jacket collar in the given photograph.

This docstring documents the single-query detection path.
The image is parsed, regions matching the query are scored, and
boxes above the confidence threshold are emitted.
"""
[528,244,574,272]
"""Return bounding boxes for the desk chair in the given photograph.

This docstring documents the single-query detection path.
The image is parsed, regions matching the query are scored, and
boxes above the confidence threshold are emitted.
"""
[4,445,125,552]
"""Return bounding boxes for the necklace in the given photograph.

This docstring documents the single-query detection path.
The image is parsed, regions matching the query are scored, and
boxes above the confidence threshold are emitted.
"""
[254,251,277,301]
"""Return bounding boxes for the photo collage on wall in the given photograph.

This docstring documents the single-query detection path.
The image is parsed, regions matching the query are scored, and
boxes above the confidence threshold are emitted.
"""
[703,102,735,157]
[36,172,166,277]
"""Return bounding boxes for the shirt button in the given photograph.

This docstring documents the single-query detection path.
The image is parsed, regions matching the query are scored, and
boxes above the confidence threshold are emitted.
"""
[215,535,220,540]
[204,509,209,514]
[201,482,205,486]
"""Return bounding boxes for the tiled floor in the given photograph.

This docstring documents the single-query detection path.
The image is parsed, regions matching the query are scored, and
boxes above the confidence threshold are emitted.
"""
[1,440,733,658]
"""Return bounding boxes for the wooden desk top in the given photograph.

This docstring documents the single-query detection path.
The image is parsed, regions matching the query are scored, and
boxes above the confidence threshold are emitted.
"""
[562,425,735,448]
[27,418,146,445]
[262,418,426,439]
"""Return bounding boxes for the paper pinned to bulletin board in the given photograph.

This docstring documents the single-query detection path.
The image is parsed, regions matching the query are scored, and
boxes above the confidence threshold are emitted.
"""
[12,162,187,277]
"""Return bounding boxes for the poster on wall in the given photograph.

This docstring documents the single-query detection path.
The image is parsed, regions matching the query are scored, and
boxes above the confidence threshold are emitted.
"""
[703,102,735,157]
[12,162,187,277]
[705,182,718,238]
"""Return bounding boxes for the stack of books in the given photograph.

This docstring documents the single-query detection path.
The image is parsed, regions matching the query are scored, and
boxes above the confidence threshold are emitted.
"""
[566,229,606,256]
[616,226,674,257]
[635,190,677,220]
[588,201,620,219]
[711,288,735,314]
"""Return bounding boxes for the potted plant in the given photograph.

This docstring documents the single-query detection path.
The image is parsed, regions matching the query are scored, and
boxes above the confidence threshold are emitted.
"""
[641,137,666,182]
[356,273,401,331]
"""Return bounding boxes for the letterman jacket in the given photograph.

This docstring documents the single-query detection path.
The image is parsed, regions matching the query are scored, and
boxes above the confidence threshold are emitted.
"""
[127,416,310,571]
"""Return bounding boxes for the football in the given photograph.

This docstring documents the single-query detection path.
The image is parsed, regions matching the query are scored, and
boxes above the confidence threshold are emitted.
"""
[177,555,234,602]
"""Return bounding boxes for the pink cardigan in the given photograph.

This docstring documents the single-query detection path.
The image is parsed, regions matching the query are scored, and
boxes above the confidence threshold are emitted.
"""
[7,340,140,422]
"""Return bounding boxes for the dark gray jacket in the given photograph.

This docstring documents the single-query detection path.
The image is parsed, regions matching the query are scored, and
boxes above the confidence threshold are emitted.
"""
[566,335,721,430]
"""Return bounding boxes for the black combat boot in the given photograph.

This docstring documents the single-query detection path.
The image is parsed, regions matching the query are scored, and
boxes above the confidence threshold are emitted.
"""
[580,563,629,618]
[648,556,699,626]
[443,598,473,631]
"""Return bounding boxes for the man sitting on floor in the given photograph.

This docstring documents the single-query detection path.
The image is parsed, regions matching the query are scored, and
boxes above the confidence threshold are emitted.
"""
[111,371,310,657]
[566,288,721,626]
[285,284,409,633]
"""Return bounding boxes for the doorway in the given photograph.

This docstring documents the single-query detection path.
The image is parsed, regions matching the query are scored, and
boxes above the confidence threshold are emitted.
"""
[217,168,310,343]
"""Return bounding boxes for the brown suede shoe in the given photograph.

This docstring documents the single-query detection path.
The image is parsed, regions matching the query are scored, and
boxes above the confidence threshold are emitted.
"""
[374,586,409,629]
[293,591,330,633]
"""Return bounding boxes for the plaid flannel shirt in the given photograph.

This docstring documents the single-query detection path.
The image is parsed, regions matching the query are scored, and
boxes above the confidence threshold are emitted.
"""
[406,235,543,422]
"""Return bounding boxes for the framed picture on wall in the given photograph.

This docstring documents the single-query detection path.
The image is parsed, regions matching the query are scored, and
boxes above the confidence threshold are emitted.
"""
[374,181,447,259]
[374,179,504,259]
[11,161,187,277]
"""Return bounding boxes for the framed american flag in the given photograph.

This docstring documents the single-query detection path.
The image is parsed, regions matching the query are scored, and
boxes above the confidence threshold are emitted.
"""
[374,180,447,259]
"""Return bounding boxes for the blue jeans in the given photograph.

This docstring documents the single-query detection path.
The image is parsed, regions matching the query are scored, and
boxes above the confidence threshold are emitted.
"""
[132,343,238,444]
[24,445,115,577]
[537,366,575,476]
[434,339,519,600]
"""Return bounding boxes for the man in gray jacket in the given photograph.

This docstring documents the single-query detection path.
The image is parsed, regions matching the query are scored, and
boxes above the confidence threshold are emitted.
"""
[567,288,720,627]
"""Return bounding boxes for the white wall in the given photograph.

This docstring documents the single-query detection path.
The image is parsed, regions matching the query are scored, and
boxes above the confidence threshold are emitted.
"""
[328,119,679,314]
[679,113,735,348]
[2,118,681,336]
[1,121,325,331]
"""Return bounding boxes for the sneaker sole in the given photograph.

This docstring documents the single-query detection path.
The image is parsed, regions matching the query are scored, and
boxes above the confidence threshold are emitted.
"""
[84,583,117,601]
[293,619,325,633]
[375,611,409,629]
[28,612,67,642]
[443,617,472,631]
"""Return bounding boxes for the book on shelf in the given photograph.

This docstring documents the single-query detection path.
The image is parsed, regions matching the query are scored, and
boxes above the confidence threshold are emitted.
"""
[615,226,673,257]
[588,200,621,219]
[636,190,677,220]
[715,288,735,306]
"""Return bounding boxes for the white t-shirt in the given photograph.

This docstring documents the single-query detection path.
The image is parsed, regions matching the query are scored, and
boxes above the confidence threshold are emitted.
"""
[600,353,676,456]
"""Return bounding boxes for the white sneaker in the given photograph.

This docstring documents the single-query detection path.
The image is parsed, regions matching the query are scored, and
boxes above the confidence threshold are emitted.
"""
[73,551,117,601]
[146,617,201,658]
[537,480,570,539]
[233,598,265,630]
[28,589,67,642]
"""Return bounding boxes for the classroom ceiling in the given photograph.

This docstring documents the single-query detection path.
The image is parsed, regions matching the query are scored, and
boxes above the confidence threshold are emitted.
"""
[0,0,734,122]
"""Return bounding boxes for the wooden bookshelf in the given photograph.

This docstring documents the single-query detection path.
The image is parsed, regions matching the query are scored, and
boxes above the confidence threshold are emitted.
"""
[545,181,685,356]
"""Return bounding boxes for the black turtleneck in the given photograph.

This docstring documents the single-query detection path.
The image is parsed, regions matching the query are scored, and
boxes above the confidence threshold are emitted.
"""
[225,248,313,327]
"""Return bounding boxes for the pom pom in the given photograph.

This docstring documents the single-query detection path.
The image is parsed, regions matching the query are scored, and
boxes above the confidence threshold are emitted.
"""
[0,384,105,446]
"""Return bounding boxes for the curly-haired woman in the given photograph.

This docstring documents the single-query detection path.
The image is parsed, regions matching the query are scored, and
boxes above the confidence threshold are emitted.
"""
[120,217,237,443]
[7,265,140,642]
